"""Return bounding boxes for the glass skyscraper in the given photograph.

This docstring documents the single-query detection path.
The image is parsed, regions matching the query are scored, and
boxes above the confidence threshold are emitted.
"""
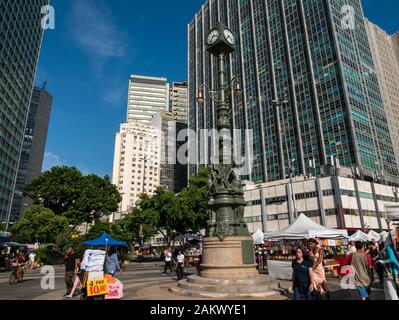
[188,0,398,184]
[0,0,48,227]
[11,87,52,222]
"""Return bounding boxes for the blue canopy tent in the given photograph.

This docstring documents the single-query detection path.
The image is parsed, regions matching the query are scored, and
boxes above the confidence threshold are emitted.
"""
[83,232,127,251]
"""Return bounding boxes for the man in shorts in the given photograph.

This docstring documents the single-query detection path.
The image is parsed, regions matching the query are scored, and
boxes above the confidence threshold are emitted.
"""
[349,241,373,300]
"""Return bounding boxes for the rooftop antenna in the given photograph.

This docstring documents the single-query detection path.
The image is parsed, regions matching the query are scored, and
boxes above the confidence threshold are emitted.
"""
[42,80,48,90]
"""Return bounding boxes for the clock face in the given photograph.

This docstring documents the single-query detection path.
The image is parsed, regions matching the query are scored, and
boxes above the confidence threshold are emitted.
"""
[224,29,235,45]
[207,30,220,46]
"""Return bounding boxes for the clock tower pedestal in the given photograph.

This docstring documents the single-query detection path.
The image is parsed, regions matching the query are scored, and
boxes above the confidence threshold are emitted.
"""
[169,22,282,299]
[169,236,281,299]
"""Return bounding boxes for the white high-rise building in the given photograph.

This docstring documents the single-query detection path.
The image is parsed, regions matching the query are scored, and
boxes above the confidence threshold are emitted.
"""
[127,75,170,123]
[169,81,188,123]
[366,21,399,172]
[111,122,161,221]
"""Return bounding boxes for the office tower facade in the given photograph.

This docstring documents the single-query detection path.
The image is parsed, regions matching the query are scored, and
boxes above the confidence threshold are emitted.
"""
[126,75,169,124]
[366,21,399,173]
[11,87,52,222]
[170,81,189,123]
[392,33,399,62]
[244,172,399,233]
[151,111,188,193]
[188,0,398,185]
[111,122,161,218]
[0,0,49,227]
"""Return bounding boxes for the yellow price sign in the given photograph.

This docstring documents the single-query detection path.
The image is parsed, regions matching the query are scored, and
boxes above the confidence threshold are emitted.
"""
[87,278,108,297]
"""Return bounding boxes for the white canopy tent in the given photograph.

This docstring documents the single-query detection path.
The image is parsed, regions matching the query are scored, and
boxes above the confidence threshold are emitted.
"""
[264,214,348,240]
[367,230,381,242]
[348,230,369,242]
[252,229,265,245]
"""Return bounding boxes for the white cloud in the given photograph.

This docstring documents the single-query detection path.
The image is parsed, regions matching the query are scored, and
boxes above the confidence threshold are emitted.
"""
[100,82,127,107]
[42,152,68,172]
[68,0,128,59]
[42,153,105,177]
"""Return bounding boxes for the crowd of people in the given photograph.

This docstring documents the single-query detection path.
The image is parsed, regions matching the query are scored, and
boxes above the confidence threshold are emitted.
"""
[290,236,399,300]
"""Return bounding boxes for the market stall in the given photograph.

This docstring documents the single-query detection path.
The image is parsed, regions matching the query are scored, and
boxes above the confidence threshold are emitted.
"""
[177,233,202,267]
[384,204,399,251]
[348,230,369,242]
[77,233,127,300]
[264,214,348,280]
[367,230,381,242]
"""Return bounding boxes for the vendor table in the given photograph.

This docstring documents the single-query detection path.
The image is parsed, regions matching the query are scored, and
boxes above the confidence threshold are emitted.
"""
[267,260,293,280]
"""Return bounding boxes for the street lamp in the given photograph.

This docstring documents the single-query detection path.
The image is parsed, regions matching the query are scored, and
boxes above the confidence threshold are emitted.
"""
[196,78,243,106]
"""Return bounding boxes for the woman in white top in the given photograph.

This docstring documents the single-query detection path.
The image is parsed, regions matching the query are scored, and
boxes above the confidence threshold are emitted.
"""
[29,252,36,269]
[175,249,185,280]
[162,248,173,275]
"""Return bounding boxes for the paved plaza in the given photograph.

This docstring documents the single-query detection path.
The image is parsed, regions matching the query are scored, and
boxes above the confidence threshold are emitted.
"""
[0,262,386,300]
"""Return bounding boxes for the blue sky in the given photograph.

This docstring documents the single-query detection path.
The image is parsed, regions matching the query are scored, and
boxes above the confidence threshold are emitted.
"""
[36,0,399,178]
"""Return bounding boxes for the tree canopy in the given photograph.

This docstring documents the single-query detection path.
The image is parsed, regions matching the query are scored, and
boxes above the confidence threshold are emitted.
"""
[11,205,69,243]
[111,208,157,246]
[23,166,122,227]
[85,221,112,240]
[134,167,211,245]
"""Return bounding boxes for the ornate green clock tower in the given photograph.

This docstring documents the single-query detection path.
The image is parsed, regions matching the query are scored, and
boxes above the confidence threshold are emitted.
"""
[170,23,280,299]
[203,23,250,241]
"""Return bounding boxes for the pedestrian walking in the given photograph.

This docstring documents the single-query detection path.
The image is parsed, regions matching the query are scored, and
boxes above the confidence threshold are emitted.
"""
[257,246,264,270]
[28,251,36,269]
[292,247,314,300]
[349,241,373,300]
[63,246,80,297]
[175,249,185,281]
[14,250,27,280]
[367,242,379,284]
[162,248,173,275]
[378,232,399,300]
[308,238,330,300]
[375,243,386,286]
[105,247,120,277]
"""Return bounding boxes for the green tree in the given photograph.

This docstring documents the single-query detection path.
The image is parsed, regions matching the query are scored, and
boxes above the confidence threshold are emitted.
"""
[188,167,210,189]
[85,221,111,240]
[23,166,122,227]
[138,168,210,246]
[178,167,210,233]
[67,174,122,225]
[11,205,68,243]
[139,189,181,245]
[110,208,157,246]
